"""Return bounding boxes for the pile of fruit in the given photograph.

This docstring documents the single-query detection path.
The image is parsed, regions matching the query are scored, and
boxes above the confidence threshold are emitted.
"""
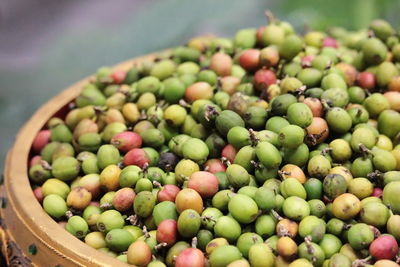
[28,12,400,267]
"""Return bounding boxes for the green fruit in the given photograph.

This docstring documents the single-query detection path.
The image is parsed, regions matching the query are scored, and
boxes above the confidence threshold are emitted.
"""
[280,34,304,60]
[323,174,347,199]
[43,194,68,219]
[236,232,263,258]
[298,69,323,88]
[362,38,387,65]
[305,178,323,200]
[347,223,374,250]
[177,209,201,238]
[234,146,256,172]
[51,156,80,181]
[150,59,176,80]
[298,241,325,267]
[214,216,242,243]
[383,181,400,214]
[280,178,307,199]
[278,125,305,148]
[282,196,310,221]
[234,28,257,49]
[321,88,349,107]
[141,129,165,148]
[299,215,326,243]
[228,194,259,224]
[376,62,398,87]
[137,76,161,94]
[378,110,400,138]
[308,199,326,218]
[254,187,276,211]
[51,124,73,143]
[360,202,389,227]
[308,155,331,179]
[97,145,120,170]
[42,178,70,199]
[283,144,310,167]
[29,164,51,184]
[97,210,125,233]
[270,94,297,116]
[363,93,390,118]
[265,116,290,133]
[328,253,351,267]
[255,215,276,239]
[227,126,250,149]
[215,110,245,136]
[201,208,223,231]
[248,243,275,267]
[182,138,209,163]
[134,191,156,218]
[105,229,134,252]
[209,245,242,267]
[255,141,282,169]
[226,164,250,188]
[66,216,89,239]
[152,201,178,226]
[212,190,236,211]
[325,107,352,133]
[321,73,347,90]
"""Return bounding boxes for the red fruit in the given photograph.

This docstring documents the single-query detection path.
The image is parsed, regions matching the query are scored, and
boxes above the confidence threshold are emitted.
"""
[113,188,136,212]
[123,148,150,168]
[33,187,43,203]
[370,235,399,260]
[204,159,226,174]
[322,37,338,48]
[239,49,261,72]
[372,187,383,198]
[32,130,51,153]
[175,248,205,267]
[187,171,219,198]
[303,97,323,117]
[79,174,101,199]
[111,70,126,84]
[175,188,203,214]
[156,219,177,246]
[256,26,266,45]
[220,76,241,95]
[253,69,277,91]
[111,131,142,153]
[158,184,180,202]
[260,47,280,68]
[221,144,237,163]
[127,240,152,266]
[89,201,100,207]
[357,72,376,90]
[301,55,315,67]
[209,52,232,77]
[185,82,214,103]
[29,155,42,167]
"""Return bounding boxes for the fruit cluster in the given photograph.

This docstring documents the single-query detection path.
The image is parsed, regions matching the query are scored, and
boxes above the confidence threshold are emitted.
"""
[29,12,400,267]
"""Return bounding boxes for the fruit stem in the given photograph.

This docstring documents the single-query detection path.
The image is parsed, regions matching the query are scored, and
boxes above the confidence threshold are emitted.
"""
[249,129,259,147]
[65,210,73,219]
[351,256,372,267]
[100,203,112,210]
[153,181,162,189]
[142,226,150,238]
[191,237,198,248]
[271,209,283,221]
[221,157,231,166]
[264,10,276,24]
[41,160,52,171]
[304,236,317,264]
[204,105,220,121]
[179,99,191,108]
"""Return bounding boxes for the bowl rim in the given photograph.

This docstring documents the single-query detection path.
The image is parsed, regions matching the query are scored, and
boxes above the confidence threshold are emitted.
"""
[3,52,159,266]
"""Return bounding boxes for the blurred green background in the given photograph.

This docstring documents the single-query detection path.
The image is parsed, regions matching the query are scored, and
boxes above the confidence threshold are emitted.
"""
[1,0,399,170]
